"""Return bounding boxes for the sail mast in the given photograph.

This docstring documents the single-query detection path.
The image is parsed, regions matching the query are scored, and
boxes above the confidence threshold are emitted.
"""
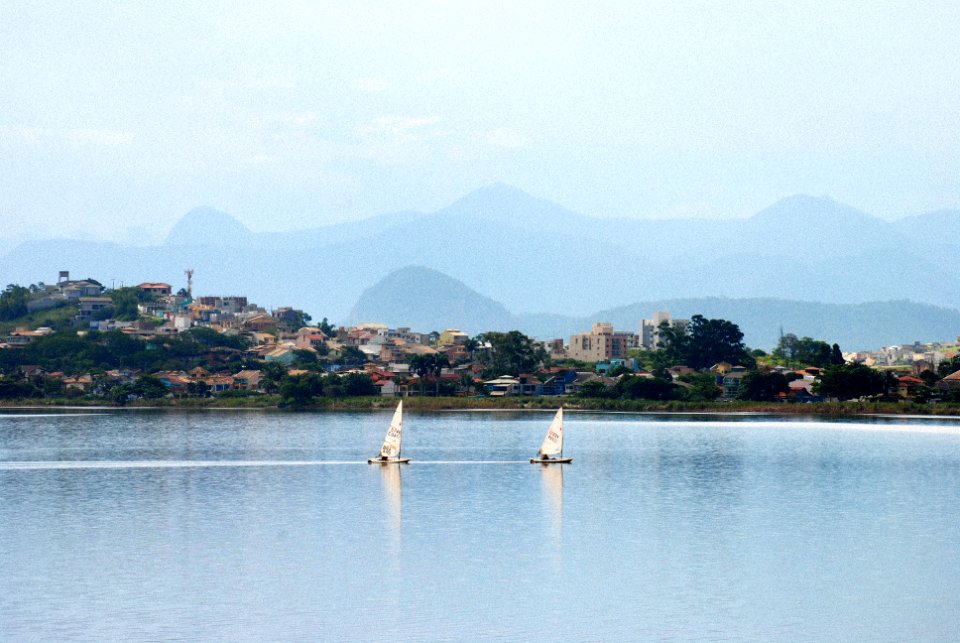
[539,407,564,457]
[380,400,404,458]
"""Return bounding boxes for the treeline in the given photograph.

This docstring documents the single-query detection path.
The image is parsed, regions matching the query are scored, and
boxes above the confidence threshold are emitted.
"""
[0,327,251,375]
[278,371,378,407]
[0,284,33,321]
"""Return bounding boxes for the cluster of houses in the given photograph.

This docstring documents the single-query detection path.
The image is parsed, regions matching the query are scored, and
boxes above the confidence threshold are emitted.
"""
[3,274,959,402]
[844,340,959,373]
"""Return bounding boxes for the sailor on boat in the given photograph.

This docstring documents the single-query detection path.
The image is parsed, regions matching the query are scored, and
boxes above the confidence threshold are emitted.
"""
[530,407,571,464]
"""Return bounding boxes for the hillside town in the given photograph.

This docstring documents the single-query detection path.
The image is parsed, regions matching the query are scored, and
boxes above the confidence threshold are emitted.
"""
[1,272,959,406]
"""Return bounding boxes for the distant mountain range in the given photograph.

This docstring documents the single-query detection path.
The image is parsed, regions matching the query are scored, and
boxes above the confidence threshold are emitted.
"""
[2,184,958,349]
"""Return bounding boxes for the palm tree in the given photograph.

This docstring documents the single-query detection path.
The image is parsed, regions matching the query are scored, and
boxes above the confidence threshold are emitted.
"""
[882,371,900,400]
[408,354,433,396]
[432,353,450,396]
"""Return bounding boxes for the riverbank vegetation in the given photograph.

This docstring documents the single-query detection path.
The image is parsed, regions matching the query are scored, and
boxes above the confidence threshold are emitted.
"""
[4,395,960,417]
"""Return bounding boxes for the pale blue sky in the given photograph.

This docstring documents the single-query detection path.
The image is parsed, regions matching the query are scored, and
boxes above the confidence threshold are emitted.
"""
[1,1,958,243]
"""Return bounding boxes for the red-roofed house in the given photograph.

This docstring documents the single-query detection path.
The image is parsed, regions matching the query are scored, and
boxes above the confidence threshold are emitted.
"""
[897,375,925,400]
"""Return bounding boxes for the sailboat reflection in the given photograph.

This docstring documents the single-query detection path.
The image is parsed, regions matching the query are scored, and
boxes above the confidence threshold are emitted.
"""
[539,462,564,538]
[380,461,403,536]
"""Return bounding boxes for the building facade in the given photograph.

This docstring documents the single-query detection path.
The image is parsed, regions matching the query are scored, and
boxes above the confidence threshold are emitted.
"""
[568,323,637,362]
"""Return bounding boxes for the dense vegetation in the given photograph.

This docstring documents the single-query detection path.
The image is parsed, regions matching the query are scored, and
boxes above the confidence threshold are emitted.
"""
[0,284,32,321]
[0,327,251,375]
[655,314,754,370]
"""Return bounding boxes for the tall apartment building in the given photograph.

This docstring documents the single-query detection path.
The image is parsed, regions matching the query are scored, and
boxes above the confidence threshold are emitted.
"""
[568,322,638,362]
[639,311,689,350]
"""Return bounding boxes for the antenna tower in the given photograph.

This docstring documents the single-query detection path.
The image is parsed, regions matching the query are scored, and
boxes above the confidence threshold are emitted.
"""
[184,268,194,297]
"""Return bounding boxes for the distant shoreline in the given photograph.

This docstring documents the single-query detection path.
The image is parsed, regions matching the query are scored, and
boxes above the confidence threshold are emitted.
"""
[3,396,960,417]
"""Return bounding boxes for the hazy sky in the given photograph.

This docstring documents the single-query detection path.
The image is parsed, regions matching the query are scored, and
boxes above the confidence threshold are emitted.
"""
[1,1,958,243]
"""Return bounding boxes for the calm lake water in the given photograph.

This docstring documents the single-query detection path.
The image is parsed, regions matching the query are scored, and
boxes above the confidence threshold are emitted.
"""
[2,409,959,641]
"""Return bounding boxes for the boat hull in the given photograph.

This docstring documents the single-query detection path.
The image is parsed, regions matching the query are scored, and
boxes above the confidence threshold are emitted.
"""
[530,457,572,464]
[368,457,410,464]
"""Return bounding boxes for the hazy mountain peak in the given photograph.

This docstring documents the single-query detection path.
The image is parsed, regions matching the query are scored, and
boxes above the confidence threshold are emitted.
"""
[436,183,590,232]
[445,182,542,212]
[165,207,254,246]
[348,265,517,334]
[749,193,880,227]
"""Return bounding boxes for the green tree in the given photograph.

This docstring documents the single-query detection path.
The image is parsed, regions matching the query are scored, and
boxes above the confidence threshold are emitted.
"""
[131,375,170,399]
[280,373,325,406]
[615,375,679,400]
[658,315,753,370]
[0,379,42,399]
[108,287,143,321]
[339,346,367,366]
[606,363,632,377]
[830,343,844,365]
[735,371,790,401]
[342,372,377,396]
[814,363,885,401]
[937,355,960,378]
[475,331,545,376]
[317,317,336,337]
[186,380,209,398]
[431,353,450,395]
[292,349,323,370]
[772,334,834,368]
[678,372,722,401]
[0,284,31,321]
[260,361,287,394]
[408,354,434,396]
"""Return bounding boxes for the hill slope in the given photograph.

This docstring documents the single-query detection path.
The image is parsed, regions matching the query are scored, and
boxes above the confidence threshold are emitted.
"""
[347,266,518,334]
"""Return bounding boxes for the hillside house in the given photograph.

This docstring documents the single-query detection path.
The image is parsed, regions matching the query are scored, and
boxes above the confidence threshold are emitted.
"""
[264,347,296,364]
[437,329,469,346]
[483,375,521,396]
[896,375,925,399]
[295,328,328,351]
[62,374,93,392]
[565,371,615,396]
[242,314,277,333]
[5,328,53,346]
[232,370,263,391]
[76,296,114,323]
[666,365,697,380]
[204,375,235,394]
[537,368,578,395]
[720,366,750,399]
[936,370,960,393]
[138,282,172,297]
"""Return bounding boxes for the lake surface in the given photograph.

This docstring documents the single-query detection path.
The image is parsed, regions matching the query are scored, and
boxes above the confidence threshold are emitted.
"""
[2,409,959,641]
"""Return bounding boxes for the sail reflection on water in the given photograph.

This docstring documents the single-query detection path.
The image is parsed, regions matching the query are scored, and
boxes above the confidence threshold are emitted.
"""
[539,463,564,544]
[380,462,403,530]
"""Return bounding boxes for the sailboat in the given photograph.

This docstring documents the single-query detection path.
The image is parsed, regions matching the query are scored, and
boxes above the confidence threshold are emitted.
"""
[368,400,410,464]
[530,407,572,464]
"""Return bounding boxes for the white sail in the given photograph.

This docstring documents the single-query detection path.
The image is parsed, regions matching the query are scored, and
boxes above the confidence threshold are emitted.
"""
[538,407,564,457]
[379,401,404,458]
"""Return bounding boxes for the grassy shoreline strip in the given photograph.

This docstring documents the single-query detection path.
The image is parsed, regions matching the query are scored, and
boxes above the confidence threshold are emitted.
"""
[2,396,960,416]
